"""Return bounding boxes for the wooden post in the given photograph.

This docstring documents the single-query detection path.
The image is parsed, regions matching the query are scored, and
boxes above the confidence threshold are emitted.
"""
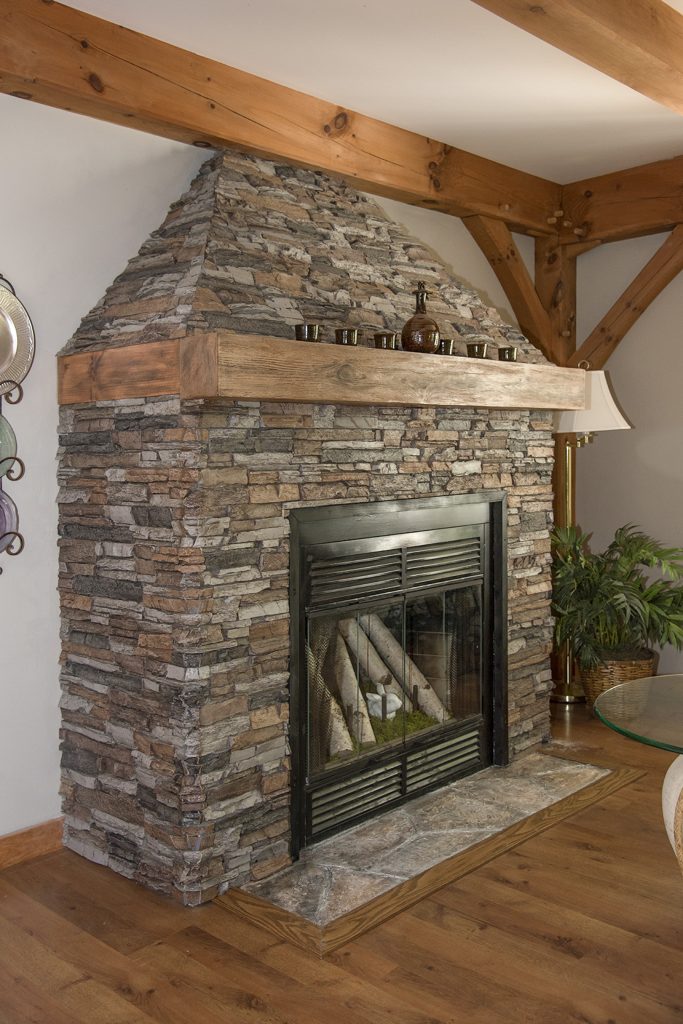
[533,238,578,530]
[534,237,577,366]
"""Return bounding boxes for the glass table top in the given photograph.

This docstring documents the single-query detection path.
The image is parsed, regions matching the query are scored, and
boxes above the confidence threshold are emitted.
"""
[594,675,683,755]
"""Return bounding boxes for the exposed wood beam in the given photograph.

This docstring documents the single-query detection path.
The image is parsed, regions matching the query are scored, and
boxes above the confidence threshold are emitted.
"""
[534,238,577,365]
[562,239,603,260]
[464,216,553,360]
[562,155,683,244]
[470,0,683,117]
[0,1,561,235]
[569,224,683,369]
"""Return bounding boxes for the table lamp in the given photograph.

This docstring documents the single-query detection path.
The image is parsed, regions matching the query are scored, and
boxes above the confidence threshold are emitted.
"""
[552,370,631,704]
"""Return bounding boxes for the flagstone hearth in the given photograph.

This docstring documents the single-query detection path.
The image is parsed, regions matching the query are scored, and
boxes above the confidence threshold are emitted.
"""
[216,752,640,954]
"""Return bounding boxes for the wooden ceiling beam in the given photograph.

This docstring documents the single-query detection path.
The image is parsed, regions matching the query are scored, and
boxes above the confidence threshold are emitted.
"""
[561,155,683,244]
[568,224,683,369]
[469,1,683,244]
[463,215,554,360]
[470,0,683,117]
[0,0,561,235]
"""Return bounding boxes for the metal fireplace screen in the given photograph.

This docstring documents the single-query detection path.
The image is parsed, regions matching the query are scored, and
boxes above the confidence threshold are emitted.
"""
[290,494,507,852]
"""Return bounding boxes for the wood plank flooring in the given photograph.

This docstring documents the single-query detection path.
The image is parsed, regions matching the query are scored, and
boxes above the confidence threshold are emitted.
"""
[1,708,681,1024]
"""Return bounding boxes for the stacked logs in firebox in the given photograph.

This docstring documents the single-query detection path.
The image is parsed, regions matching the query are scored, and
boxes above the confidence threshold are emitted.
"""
[306,613,450,762]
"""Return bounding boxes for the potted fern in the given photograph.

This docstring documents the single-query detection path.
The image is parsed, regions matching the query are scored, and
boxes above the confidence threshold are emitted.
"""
[552,525,683,704]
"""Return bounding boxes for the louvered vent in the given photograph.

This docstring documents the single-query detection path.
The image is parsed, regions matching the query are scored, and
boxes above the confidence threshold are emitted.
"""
[405,728,481,794]
[308,549,403,609]
[308,534,482,609]
[405,536,481,589]
[310,760,403,838]
[308,728,483,839]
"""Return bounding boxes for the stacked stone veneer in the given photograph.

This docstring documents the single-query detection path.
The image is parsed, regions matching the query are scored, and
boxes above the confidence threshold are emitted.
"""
[58,149,555,905]
[64,150,541,358]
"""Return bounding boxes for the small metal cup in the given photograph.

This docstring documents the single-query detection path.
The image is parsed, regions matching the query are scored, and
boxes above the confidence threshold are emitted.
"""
[467,341,488,359]
[438,338,454,356]
[498,346,518,362]
[335,328,359,346]
[294,323,321,342]
[374,331,398,350]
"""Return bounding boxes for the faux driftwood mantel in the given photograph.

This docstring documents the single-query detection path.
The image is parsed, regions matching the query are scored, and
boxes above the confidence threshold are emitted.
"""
[57,332,587,410]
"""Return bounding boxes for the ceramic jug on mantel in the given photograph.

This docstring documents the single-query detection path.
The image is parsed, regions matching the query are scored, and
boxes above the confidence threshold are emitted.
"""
[401,281,440,353]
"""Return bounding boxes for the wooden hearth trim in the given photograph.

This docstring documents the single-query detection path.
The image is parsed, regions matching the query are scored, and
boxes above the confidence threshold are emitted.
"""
[0,1,560,236]
[57,332,587,411]
[216,765,643,957]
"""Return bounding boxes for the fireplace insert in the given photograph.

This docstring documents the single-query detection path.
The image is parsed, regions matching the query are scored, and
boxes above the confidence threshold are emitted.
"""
[289,492,507,854]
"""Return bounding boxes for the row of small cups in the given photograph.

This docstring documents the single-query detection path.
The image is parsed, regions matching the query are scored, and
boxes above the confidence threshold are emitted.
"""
[294,323,517,360]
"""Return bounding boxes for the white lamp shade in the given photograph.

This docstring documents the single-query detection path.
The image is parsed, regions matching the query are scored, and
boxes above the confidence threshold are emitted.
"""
[555,370,631,434]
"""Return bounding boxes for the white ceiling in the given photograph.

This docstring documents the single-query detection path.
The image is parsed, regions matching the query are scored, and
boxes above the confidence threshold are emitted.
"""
[70,0,683,182]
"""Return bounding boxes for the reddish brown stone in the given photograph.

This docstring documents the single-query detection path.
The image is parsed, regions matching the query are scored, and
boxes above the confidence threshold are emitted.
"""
[199,695,249,726]
[261,770,289,795]
[249,852,292,882]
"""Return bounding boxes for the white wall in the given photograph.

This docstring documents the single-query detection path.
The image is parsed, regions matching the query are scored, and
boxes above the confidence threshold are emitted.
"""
[0,95,204,836]
[575,236,683,673]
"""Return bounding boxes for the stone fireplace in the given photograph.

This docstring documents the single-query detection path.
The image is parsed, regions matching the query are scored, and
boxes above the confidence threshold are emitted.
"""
[57,149,564,905]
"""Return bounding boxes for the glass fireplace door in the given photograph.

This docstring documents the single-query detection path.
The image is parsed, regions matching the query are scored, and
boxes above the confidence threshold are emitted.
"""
[290,493,506,851]
[306,584,484,780]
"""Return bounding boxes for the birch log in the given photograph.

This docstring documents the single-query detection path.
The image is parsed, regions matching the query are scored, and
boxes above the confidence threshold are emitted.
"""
[358,613,448,721]
[338,618,406,704]
[333,635,376,746]
[306,643,353,758]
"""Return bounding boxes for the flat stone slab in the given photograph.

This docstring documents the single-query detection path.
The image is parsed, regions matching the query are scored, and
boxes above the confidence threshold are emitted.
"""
[242,752,609,928]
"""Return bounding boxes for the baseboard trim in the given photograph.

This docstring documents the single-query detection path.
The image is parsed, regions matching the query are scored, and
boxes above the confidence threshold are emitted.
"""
[0,818,64,871]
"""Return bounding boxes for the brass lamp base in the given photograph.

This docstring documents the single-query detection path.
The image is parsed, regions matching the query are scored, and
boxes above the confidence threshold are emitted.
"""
[551,637,587,706]
[550,681,586,705]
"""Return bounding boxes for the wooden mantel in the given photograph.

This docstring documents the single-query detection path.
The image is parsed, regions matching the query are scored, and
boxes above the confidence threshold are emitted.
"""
[58,332,586,411]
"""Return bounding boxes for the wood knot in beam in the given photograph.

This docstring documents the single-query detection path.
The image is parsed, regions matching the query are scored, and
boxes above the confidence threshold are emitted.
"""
[323,110,349,136]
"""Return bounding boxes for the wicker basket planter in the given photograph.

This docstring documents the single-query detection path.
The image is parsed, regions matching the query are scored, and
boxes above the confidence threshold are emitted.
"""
[580,650,656,708]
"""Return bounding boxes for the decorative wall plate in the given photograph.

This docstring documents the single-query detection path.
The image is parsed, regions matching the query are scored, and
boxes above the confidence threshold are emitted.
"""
[0,415,17,478]
[0,286,35,396]
[0,489,19,553]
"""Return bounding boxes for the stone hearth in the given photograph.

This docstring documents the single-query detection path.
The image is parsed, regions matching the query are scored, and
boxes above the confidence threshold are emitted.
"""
[235,753,609,931]
[58,150,557,905]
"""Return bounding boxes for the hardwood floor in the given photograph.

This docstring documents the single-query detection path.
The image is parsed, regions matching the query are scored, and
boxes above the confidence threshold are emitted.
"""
[1,708,681,1024]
